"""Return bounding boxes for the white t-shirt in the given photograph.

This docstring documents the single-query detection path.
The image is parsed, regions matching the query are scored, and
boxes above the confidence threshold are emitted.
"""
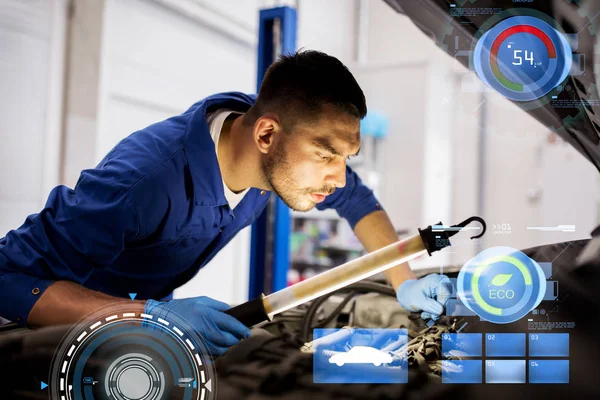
[206,109,249,210]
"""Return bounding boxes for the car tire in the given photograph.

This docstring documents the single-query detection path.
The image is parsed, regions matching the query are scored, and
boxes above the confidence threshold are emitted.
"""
[373,362,381,366]
[336,362,344,367]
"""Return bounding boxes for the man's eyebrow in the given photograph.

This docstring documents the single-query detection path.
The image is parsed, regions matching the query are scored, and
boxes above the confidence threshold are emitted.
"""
[312,138,361,157]
[312,139,342,156]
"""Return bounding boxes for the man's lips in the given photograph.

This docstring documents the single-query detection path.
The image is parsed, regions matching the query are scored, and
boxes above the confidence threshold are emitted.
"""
[310,193,328,203]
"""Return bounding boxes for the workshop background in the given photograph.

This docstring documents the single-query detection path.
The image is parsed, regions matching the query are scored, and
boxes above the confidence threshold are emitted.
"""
[1,0,598,306]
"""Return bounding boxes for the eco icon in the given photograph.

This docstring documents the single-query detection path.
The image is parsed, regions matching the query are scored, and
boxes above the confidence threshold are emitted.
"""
[457,247,546,324]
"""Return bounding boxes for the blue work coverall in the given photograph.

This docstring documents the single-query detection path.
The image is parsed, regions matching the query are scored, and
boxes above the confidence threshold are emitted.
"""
[0,92,382,324]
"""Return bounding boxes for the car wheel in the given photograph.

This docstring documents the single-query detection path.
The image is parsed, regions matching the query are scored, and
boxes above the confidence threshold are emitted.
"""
[336,362,344,367]
[373,362,381,366]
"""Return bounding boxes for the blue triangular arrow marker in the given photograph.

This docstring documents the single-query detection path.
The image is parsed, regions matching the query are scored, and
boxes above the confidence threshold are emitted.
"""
[129,293,137,300]
[41,382,48,390]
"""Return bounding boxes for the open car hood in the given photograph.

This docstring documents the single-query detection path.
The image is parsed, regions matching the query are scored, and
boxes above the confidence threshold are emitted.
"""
[384,0,600,173]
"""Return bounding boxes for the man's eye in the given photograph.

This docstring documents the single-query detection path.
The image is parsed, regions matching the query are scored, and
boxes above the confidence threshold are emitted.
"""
[318,153,331,161]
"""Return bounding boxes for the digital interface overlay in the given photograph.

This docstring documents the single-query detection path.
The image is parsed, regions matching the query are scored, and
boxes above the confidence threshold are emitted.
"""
[441,332,569,383]
[311,240,575,386]
[312,328,409,384]
[48,304,216,400]
[472,15,572,102]
[456,246,546,324]
[444,0,598,121]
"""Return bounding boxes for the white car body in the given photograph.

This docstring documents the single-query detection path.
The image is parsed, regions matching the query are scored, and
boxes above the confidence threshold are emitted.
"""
[328,346,393,367]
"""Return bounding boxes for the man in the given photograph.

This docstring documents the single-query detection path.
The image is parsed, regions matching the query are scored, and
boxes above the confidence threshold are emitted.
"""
[0,50,451,356]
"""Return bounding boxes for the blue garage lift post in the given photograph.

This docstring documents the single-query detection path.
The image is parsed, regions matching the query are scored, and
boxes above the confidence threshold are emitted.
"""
[248,6,297,300]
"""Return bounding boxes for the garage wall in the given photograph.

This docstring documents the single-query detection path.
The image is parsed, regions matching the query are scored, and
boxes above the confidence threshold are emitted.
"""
[61,0,107,187]
[96,0,258,159]
[296,0,357,64]
[481,92,547,251]
[353,1,443,237]
[539,134,600,244]
[0,0,67,238]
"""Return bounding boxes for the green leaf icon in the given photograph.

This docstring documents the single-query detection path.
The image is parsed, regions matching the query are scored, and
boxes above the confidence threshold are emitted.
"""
[489,273,513,287]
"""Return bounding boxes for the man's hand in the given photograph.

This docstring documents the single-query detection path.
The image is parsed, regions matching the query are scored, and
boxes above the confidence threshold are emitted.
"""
[144,296,251,357]
[395,273,453,320]
[352,211,453,320]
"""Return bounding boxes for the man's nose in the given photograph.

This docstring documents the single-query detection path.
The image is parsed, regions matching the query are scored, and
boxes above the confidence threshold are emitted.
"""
[325,163,346,189]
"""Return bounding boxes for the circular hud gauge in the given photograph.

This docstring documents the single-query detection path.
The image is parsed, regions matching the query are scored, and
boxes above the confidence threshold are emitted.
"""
[49,304,216,400]
[457,246,546,324]
[473,16,572,102]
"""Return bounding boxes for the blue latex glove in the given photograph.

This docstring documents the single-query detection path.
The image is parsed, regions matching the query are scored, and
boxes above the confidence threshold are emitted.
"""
[144,296,251,357]
[396,273,453,320]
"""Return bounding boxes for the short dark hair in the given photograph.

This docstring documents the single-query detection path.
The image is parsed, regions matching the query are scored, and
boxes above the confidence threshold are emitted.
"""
[244,50,367,131]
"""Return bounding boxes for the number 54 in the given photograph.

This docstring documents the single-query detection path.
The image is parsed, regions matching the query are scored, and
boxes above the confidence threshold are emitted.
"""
[512,49,534,65]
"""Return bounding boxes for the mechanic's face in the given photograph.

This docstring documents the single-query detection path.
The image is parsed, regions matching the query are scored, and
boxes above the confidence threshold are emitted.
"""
[262,106,361,212]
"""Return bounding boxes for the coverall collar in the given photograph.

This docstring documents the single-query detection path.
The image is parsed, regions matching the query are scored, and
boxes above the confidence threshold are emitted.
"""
[184,92,257,210]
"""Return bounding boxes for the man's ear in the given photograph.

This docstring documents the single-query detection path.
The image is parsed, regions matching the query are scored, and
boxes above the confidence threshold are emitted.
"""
[253,114,282,154]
